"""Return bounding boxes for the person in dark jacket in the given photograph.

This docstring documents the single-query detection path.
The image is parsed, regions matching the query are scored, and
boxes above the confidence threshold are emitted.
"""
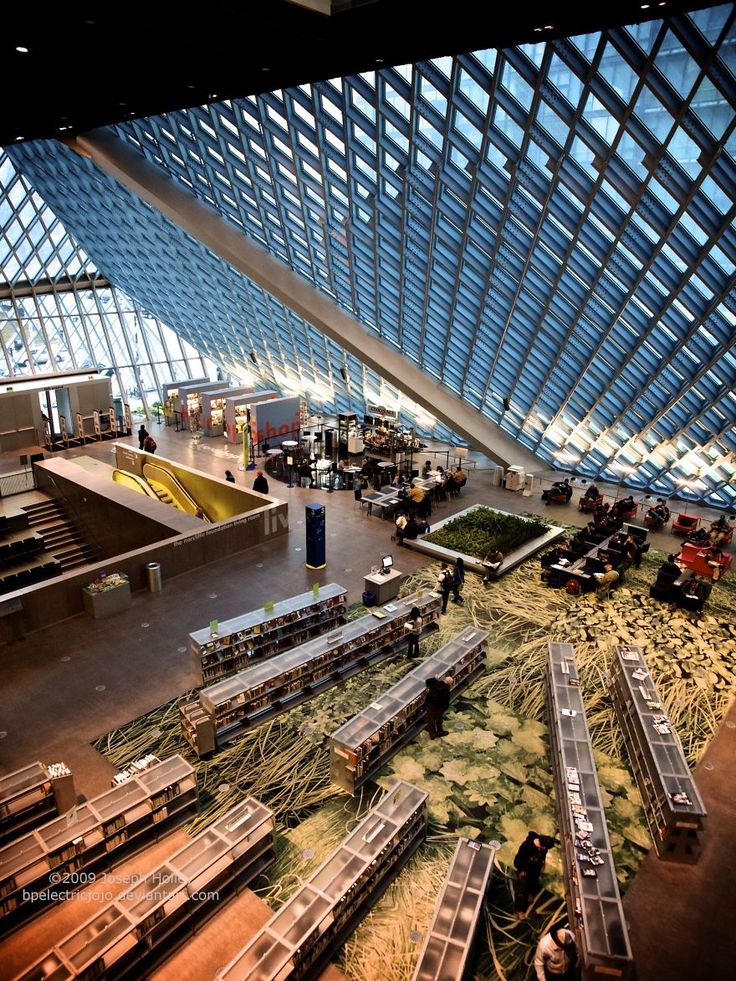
[513,832,556,917]
[655,555,681,592]
[225,470,236,483]
[252,470,269,494]
[424,676,450,738]
[437,562,453,614]
[138,424,149,450]
[451,557,465,603]
[404,606,423,659]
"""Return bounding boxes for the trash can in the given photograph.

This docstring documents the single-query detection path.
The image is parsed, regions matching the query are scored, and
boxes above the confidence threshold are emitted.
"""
[362,590,376,607]
[146,562,162,593]
[491,467,504,487]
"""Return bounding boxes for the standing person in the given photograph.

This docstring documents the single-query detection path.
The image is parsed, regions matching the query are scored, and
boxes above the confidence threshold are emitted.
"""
[534,924,578,981]
[513,832,556,918]
[424,677,450,738]
[404,606,423,659]
[142,433,157,454]
[451,557,465,604]
[299,460,312,489]
[436,562,453,614]
[252,470,269,494]
[138,424,148,450]
[225,470,236,483]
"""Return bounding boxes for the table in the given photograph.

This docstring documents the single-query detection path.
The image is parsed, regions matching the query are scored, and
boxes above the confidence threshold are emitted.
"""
[281,440,298,450]
[266,448,282,457]
[363,568,405,604]
[360,490,403,518]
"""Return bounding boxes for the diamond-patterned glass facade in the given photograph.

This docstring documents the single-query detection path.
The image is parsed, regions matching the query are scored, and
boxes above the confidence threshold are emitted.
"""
[6,6,736,505]
[0,151,214,411]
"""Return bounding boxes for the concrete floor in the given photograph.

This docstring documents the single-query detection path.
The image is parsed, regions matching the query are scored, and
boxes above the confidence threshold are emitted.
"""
[0,420,733,980]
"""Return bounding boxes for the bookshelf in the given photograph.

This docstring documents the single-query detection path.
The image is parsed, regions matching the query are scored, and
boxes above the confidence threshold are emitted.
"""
[545,642,633,981]
[17,797,275,980]
[411,838,497,981]
[216,781,428,980]
[0,761,75,846]
[191,584,348,685]
[330,628,487,794]
[609,644,707,863]
[0,756,197,930]
[181,591,441,757]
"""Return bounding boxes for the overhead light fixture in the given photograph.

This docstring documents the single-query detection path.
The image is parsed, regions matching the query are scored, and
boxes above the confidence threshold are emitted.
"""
[16,46,29,53]
[14,136,23,142]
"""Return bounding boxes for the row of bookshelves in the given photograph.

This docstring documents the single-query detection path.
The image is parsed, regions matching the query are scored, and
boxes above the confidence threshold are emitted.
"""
[412,837,497,981]
[545,642,633,981]
[216,781,428,980]
[0,756,198,928]
[330,628,488,794]
[609,644,706,863]
[180,592,441,756]
[190,584,347,684]
[0,761,76,847]
[17,797,275,980]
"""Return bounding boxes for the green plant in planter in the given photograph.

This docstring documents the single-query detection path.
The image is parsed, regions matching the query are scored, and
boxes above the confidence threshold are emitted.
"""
[424,506,549,558]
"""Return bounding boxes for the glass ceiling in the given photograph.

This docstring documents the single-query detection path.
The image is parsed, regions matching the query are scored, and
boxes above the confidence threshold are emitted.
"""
[5,4,736,505]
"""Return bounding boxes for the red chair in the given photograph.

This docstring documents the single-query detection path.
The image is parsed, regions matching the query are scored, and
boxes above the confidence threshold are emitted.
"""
[672,513,700,536]
[621,506,639,521]
[579,494,603,513]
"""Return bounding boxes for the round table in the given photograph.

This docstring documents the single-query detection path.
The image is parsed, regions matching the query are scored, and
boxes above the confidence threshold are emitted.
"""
[282,440,298,450]
[266,448,282,456]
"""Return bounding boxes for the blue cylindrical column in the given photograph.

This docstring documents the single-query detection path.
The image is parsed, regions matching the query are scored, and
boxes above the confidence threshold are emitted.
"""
[305,503,326,569]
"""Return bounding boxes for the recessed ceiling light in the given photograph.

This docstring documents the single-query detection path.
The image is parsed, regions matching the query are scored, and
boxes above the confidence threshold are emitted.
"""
[14,136,23,141]
[260,66,271,72]
[640,3,650,7]
[16,45,29,53]
[375,57,384,64]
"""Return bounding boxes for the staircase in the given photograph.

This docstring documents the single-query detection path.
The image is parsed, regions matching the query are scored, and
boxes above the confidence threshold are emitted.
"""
[22,500,96,571]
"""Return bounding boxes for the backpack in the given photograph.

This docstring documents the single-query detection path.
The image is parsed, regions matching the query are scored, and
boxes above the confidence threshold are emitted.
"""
[145,437,157,452]
[566,578,581,595]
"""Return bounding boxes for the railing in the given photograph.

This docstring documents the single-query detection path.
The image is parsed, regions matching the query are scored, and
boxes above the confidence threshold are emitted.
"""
[0,469,36,498]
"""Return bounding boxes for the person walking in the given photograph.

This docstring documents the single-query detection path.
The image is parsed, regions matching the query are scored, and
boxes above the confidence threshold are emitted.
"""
[424,676,450,738]
[138,424,149,450]
[534,924,578,980]
[225,470,236,483]
[436,562,453,614]
[252,470,269,494]
[404,606,423,659]
[451,557,465,604]
[513,831,556,918]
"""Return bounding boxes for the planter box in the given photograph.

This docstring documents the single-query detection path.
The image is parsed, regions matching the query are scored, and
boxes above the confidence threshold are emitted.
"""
[82,580,131,619]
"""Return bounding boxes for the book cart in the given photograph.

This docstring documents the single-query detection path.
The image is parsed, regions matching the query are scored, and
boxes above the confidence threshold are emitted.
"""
[609,643,706,863]
[330,628,487,794]
[411,837,497,981]
[17,797,275,981]
[181,591,441,757]
[216,781,428,980]
[191,584,347,685]
[0,756,197,929]
[545,642,633,981]
[0,761,75,846]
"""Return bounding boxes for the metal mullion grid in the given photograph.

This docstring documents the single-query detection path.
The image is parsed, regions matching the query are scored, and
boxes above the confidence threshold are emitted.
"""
[121,293,165,411]
[522,22,719,453]
[256,101,303,272]
[95,285,143,408]
[27,290,55,372]
[8,292,36,374]
[49,287,80,370]
[480,39,606,418]
[352,78,382,345]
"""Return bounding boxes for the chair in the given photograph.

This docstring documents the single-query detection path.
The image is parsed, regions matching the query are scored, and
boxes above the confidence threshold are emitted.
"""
[672,513,700,536]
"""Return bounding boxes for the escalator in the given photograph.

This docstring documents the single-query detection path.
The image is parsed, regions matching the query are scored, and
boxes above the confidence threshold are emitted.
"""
[142,461,210,521]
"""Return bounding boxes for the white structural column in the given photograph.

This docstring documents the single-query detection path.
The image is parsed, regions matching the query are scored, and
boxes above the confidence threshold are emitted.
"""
[72,130,541,470]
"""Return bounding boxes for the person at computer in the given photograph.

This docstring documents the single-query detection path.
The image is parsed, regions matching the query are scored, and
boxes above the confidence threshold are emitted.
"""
[645,498,670,530]
[582,483,599,501]
[542,478,571,503]
[680,575,708,611]
[594,562,619,597]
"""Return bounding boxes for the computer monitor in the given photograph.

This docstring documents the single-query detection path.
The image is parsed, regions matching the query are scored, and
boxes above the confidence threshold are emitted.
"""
[381,555,393,573]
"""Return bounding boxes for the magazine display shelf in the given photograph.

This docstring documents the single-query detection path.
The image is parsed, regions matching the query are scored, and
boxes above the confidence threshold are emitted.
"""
[0,756,197,930]
[330,628,487,794]
[16,797,275,981]
[191,584,348,684]
[609,644,706,863]
[411,837,496,980]
[545,642,633,981]
[181,592,441,757]
[216,781,428,980]
[0,762,75,846]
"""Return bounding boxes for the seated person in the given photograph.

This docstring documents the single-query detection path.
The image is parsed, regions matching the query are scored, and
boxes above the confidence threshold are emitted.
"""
[711,515,728,533]
[612,495,636,518]
[402,515,420,541]
[654,554,682,591]
[454,466,467,487]
[444,472,459,496]
[541,541,568,568]
[408,482,426,505]
[624,534,642,569]
[542,478,572,503]
[583,483,600,500]
[415,516,430,534]
[679,575,709,611]
[422,460,432,477]
[593,502,610,526]
[394,512,408,541]
[594,563,619,595]
[705,545,725,580]
[482,548,504,582]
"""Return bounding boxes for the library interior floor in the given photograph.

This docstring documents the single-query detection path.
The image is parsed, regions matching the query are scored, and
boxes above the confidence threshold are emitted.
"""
[0,422,734,980]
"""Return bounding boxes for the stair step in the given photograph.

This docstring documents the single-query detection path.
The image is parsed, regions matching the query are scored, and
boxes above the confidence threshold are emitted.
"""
[53,548,93,561]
